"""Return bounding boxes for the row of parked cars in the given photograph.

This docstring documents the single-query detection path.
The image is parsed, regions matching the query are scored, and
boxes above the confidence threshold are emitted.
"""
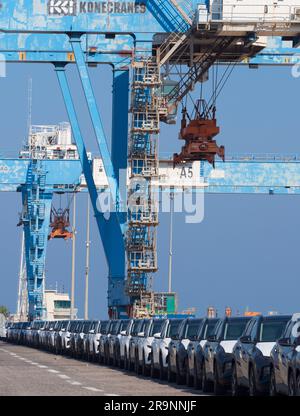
[2,313,300,396]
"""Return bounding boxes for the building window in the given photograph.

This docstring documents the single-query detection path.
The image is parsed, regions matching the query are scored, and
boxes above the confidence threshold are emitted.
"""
[54,300,71,309]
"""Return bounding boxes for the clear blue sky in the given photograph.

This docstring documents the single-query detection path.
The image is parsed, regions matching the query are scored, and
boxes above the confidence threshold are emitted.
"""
[0,61,299,319]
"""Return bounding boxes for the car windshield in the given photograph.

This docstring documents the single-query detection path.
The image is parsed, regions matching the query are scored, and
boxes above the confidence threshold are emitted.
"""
[62,321,69,329]
[83,322,91,333]
[131,321,142,336]
[149,321,164,337]
[223,319,250,341]
[204,320,219,339]
[100,321,109,334]
[259,319,290,342]
[167,320,182,338]
[110,321,119,335]
[186,320,203,340]
[120,321,128,332]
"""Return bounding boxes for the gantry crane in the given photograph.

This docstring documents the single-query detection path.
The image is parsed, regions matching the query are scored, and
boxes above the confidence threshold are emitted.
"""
[1,0,300,319]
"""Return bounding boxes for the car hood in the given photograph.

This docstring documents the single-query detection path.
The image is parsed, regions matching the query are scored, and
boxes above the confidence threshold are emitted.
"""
[220,340,237,354]
[256,342,275,357]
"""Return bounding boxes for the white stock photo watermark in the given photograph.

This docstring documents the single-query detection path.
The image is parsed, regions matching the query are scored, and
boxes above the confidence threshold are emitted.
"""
[291,54,300,79]
[95,169,205,224]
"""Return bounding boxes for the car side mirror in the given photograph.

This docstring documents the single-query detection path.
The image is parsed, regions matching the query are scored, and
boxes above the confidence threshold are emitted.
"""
[207,335,217,342]
[154,333,161,339]
[138,332,144,337]
[278,337,292,347]
[120,330,126,336]
[240,335,253,344]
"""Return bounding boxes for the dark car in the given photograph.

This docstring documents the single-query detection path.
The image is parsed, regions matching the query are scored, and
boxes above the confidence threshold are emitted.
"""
[269,314,300,396]
[232,314,291,396]
[98,320,110,363]
[186,318,219,388]
[107,320,128,366]
[167,318,200,384]
[203,316,251,394]
[128,319,148,371]
[75,320,92,359]
[150,318,183,380]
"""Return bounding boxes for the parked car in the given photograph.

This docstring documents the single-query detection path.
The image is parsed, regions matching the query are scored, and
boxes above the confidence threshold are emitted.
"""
[67,320,81,355]
[151,319,183,380]
[101,320,121,365]
[128,319,148,371]
[98,320,110,364]
[168,318,204,385]
[86,320,101,362]
[136,319,165,376]
[232,314,291,396]
[75,320,92,359]
[203,316,251,394]
[54,320,69,354]
[118,319,134,369]
[48,321,59,352]
[186,318,219,388]
[269,314,300,396]
[107,320,127,366]
[40,321,51,350]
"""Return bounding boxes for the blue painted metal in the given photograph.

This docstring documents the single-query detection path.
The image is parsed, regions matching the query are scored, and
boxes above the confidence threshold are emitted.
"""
[202,156,300,195]
[55,64,128,316]
[0,158,82,190]
[70,34,122,214]
[20,160,53,320]
[108,68,130,317]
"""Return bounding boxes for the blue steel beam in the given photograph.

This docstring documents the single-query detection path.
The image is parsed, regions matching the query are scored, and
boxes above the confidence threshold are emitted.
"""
[70,34,123,215]
[1,156,300,194]
[108,68,130,317]
[0,1,162,34]
[0,158,82,190]
[55,65,128,314]
[203,156,300,195]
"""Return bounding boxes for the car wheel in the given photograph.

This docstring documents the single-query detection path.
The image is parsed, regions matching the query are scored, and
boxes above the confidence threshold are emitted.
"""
[214,364,226,396]
[231,363,244,396]
[119,354,123,369]
[150,358,157,379]
[142,353,150,377]
[135,351,140,374]
[249,367,260,396]
[159,354,165,380]
[288,371,296,396]
[168,361,176,383]
[202,362,213,393]
[186,366,193,387]
[269,367,278,397]
[296,373,300,397]
[176,359,185,385]
[194,358,202,390]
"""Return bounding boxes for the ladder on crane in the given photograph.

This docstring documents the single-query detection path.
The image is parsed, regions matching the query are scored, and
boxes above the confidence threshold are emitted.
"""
[154,0,195,67]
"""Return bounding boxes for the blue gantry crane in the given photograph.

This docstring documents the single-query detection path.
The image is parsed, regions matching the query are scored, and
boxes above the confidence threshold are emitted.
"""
[1,0,300,319]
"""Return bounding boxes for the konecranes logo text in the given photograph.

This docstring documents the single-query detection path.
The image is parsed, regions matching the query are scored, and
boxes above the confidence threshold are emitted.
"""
[48,0,146,15]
